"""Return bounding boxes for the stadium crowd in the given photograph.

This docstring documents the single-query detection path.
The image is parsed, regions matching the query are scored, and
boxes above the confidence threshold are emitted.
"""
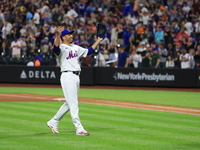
[0,0,200,68]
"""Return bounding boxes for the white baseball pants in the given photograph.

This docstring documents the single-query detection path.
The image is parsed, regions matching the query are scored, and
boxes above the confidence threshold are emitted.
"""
[49,72,85,133]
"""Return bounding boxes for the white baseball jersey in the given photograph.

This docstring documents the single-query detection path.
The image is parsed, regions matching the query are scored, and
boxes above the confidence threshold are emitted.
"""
[179,53,190,69]
[57,43,88,72]
[184,22,193,36]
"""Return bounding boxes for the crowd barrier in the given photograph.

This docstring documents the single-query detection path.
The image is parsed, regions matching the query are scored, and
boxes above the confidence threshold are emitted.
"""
[0,66,200,88]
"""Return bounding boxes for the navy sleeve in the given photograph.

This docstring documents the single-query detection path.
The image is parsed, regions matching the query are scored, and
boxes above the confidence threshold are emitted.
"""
[87,47,94,55]
[162,54,168,57]
[54,45,61,55]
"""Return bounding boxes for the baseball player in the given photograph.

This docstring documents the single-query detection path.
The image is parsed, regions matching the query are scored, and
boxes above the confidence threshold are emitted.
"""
[47,26,103,136]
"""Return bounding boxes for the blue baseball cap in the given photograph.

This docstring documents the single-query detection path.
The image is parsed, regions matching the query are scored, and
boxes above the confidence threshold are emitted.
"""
[20,35,26,38]
[14,37,18,41]
[60,29,74,38]
[179,46,185,50]
[116,44,125,48]
[153,47,158,51]
[99,48,104,51]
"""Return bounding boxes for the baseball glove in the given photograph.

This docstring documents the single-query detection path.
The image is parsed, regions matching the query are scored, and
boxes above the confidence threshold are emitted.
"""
[96,23,107,38]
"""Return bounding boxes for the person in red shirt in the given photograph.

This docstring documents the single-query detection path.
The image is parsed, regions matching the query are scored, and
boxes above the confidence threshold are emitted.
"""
[176,27,189,43]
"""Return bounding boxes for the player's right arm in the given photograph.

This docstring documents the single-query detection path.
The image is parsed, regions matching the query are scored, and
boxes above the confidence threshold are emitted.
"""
[54,26,63,55]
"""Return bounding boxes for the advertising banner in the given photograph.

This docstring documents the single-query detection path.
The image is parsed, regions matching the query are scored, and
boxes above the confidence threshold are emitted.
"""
[196,70,200,87]
[95,67,197,87]
[0,66,94,85]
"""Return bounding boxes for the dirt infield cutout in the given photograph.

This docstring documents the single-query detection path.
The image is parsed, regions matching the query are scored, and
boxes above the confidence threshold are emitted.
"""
[0,93,200,115]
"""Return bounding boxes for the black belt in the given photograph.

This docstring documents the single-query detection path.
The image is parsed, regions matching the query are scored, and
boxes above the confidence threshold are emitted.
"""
[63,71,80,75]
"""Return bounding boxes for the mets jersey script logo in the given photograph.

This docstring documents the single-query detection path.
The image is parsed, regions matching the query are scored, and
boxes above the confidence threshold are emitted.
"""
[58,43,88,72]
[66,50,78,59]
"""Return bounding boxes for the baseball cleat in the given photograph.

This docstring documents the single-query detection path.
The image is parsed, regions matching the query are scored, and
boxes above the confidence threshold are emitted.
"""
[47,122,59,134]
[76,131,90,136]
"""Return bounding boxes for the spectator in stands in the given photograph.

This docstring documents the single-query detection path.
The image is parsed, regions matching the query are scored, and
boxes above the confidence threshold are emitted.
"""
[0,10,4,23]
[163,26,171,48]
[116,23,124,45]
[52,4,60,22]
[33,10,40,26]
[140,7,150,26]
[136,21,145,36]
[176,27,189,43]
[136,41,146,67]
[20,35,28,56]
[27,19,37,35]
[35,25,42,49]
[168,31,177,46]
[66,5,78,20]
[184,18,194,36]
[158,44,168,68]
[150,47,160,68]
[73,34,81,45]
[154,26,164,44]
[189,48,195,69]
[27,58,34,66]
[167,43,175,56]
[34,59,41,66]
[129,49,140,68]
[49,23,57,45]
[27,33,36,53]
[79,34,89,48]
[0,0,199,69]
[173,42,181,68]
[42,24,50,39]
[20,24,28,36]
[182,2,191,14]
[2,20,12,40]
[95,48,106,67]
[122,0,133,17]
[194,45,200,67]
[0,21,3,42]
[194,19,200,39]
[108,42,117,61]
[144,27,154,44]
[25,8,33,24]
[179,47,190,69]
[183,36,196,53]
[34,51,42,66]
[141,44,151,68]
[151,41,158,50]
[0,40,10,57]
[81,55,92,67]
[41,37,50,54]
[123,26,132,48]
[107,0,118,14]
[10,37,22,58]
[116,44,129,68]
[166,55,175,69]
[110,23,118,43]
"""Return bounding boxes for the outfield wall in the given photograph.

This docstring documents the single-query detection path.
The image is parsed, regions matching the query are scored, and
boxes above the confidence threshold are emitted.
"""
[0,66,200,88]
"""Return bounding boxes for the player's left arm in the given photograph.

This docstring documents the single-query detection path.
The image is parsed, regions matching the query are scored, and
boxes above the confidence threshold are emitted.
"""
[87,37,104,55]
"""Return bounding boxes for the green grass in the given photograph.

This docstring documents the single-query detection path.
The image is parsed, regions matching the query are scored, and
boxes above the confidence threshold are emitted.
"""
[0,102,200,150]
[0,87,200,108]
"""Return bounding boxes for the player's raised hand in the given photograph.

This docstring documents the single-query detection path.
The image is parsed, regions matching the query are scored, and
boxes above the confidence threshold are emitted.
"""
[54,26,64,46]
[97,37,104,41]
[57,26,64,35]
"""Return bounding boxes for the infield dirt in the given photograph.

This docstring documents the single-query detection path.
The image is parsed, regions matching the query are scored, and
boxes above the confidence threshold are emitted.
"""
[0,83,200,115]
